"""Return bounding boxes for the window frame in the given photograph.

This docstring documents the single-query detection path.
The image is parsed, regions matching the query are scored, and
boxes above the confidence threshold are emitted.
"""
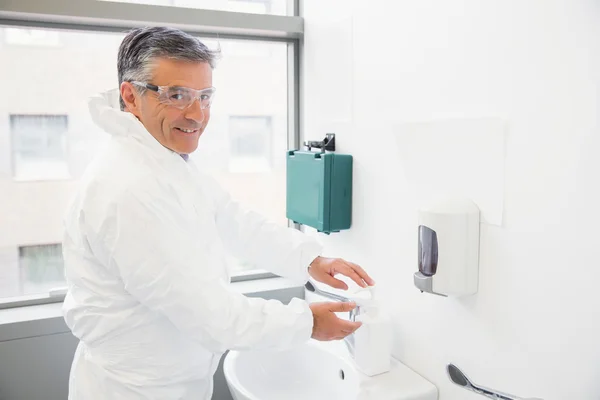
[0,0,305,309]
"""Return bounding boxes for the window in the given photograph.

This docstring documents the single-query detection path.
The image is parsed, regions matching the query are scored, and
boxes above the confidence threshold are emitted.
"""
[0,25,294,301]
[190,41,290,274]
[227,0,271,14]
[4,28,61,46]
[228,116,273,173]
[222,40,273,58]
[18,244,65,295]
[101,0,288,16]
[11,115,69,181]
[0,244,65,299]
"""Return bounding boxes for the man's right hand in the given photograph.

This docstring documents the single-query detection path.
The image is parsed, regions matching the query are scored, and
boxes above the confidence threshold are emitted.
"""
[309,302,362,341]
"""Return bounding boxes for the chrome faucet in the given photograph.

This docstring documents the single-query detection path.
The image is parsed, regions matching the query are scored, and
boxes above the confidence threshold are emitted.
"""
[304,280,361,321]
[304,280,361,353]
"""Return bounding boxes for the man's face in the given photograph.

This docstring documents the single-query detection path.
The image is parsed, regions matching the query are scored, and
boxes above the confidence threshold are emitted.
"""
[121,58,213,154]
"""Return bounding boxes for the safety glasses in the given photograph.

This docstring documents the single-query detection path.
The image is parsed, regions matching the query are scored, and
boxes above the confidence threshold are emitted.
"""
[131,81,216,110]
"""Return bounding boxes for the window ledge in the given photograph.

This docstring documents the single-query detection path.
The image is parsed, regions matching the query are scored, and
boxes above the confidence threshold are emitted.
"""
[229,275,301,294]
[0,277,305,342]
[12,176,73,183]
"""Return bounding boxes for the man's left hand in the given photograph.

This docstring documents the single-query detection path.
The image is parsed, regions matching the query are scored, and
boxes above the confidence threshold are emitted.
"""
[308,256,375,290]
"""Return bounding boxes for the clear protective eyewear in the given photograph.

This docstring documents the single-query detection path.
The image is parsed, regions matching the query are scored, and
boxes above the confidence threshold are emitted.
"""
[131,81,216,110]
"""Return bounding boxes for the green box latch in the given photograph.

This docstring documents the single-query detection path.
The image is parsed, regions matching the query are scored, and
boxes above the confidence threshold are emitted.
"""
[286,150,352,234]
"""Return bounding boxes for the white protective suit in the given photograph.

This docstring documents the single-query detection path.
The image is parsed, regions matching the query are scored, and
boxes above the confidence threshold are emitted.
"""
[62,89,323,399]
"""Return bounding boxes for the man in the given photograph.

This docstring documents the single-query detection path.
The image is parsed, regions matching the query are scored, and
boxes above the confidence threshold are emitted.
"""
[62,26,374,399]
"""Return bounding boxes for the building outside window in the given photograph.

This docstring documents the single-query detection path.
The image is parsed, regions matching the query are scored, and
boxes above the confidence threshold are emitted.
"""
[18,244,65,295]
[10,114,69,181]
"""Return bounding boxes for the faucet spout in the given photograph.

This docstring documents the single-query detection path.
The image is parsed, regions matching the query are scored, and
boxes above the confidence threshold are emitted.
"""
[304,280,361,321]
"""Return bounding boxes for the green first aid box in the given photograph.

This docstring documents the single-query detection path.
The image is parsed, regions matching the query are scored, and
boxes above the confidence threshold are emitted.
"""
[286,150,353,234]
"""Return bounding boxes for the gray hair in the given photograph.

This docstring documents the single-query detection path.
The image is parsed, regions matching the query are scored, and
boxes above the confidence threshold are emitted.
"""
[117,26,220,110]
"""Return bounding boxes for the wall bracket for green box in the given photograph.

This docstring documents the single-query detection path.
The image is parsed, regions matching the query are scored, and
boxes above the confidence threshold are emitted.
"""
[286,149,353,234]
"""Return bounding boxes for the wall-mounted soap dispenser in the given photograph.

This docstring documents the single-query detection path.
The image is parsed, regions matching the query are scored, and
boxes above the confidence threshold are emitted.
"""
[286,134,352,234]
[413,198,480,297]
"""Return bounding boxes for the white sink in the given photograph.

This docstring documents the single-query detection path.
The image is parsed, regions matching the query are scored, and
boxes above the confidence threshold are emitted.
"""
[223,340,438,400]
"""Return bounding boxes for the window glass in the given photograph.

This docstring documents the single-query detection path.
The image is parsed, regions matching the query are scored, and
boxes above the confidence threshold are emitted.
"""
[0,27,291,299]
[98,0,289,16]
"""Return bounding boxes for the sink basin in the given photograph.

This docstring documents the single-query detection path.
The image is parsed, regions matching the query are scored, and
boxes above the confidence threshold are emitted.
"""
[223,340,438,400]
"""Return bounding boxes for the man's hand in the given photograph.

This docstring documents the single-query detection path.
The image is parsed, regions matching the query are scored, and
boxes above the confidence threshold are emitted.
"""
[309,256,375,290]
[309,302,362,341]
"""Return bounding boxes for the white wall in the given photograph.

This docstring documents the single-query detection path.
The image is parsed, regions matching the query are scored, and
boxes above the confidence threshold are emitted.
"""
[302,1,600,399]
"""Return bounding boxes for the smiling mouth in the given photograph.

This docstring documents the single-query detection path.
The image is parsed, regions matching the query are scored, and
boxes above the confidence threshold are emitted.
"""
[174,127,200,134]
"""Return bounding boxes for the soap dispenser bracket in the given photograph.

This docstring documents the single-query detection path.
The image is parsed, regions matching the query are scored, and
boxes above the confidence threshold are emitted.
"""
[304,133,335,152]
